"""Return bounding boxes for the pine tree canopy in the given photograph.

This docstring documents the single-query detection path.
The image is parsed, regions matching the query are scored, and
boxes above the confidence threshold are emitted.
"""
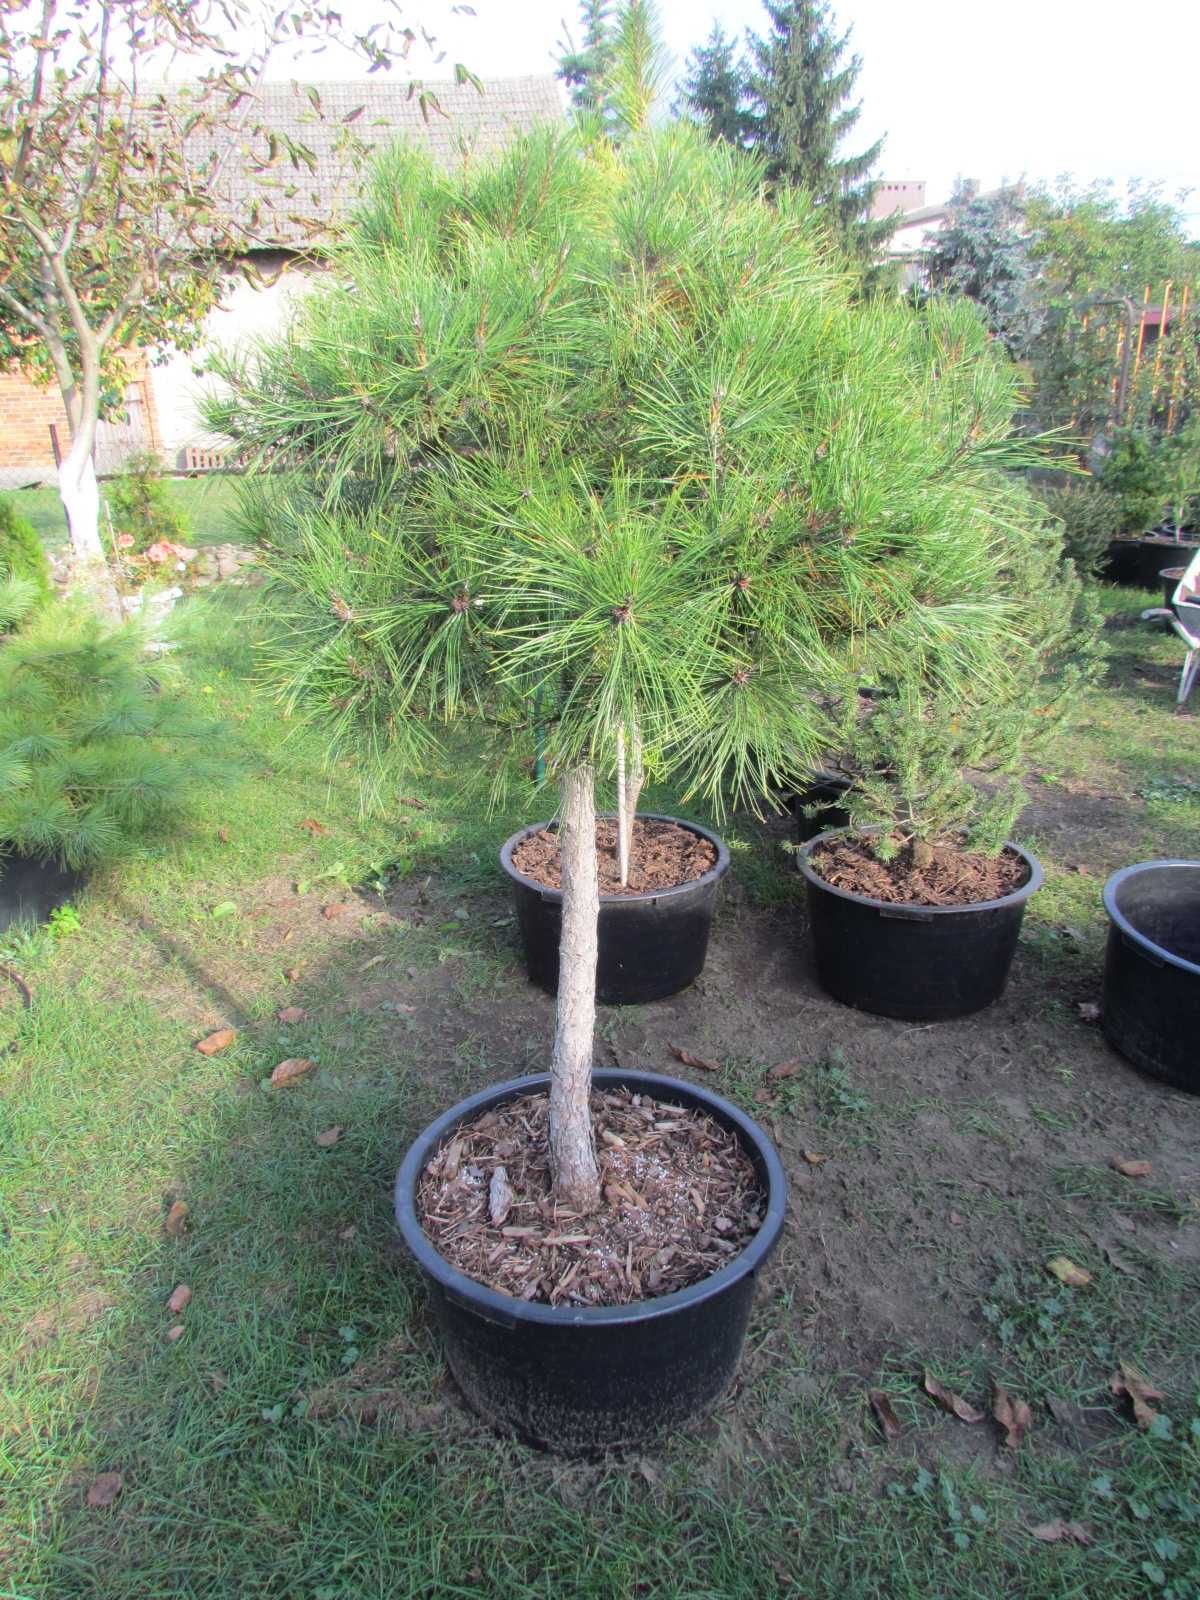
[207,124,1087,820]
[678,24,749,148]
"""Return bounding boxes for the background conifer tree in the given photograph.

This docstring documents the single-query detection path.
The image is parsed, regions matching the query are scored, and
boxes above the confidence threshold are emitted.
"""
[678,24,749,148]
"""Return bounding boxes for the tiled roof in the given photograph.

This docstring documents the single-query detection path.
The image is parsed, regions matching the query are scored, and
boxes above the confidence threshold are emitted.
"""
[168,75,563,249]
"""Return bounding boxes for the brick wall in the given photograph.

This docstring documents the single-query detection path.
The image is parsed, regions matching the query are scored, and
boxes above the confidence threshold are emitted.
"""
[0,360,163,479]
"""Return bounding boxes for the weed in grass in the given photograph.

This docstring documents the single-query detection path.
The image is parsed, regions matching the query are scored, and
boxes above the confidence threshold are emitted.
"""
[1054,1164,1194,1221]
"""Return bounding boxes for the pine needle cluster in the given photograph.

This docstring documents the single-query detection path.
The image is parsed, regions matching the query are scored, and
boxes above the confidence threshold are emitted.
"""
[207,125,1092,826]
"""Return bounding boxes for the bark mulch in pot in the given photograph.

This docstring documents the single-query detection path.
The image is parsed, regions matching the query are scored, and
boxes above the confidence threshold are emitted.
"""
[511,817,717,896]
[812,834,1029,908]
[416,1087,765,1308]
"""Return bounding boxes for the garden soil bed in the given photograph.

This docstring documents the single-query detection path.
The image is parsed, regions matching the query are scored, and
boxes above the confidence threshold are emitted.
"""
[812,834,1029,907]
[511,817,717,896]
[415,1085,764,1307]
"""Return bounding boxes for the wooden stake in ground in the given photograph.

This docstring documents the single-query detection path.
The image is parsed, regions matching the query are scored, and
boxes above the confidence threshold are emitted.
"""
[549,764,602,1211]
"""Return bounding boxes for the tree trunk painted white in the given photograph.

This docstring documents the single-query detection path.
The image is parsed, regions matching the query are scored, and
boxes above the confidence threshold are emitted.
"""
[58,448,122,618]
[549,763,602,1212]
[615,721,644,889]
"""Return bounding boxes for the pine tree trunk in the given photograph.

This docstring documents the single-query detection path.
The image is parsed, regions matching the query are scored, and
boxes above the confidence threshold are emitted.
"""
[549,763,602,1211]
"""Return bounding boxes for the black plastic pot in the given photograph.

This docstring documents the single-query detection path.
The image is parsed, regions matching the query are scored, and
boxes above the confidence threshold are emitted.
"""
[1161,565,1187,611]
[793,769,854,844]
[795,829,1044,1021]
[0,851,86,935]
[500,815,729,1005]
[1102,861,1200,1093]
[393,1069,787,1453]
[1105,535,1200,590]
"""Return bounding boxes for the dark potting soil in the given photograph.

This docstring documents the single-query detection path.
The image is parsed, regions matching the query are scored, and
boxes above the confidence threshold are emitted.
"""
[511,817,717,896]
[812,834,1029,908]
[415,1087,765,1308]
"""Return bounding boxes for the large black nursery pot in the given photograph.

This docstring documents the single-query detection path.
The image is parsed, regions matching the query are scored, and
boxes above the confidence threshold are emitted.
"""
[500,815,730,1005]
[0,850,86,935]
[1105,534,1200,590]
[795,828,1044,1021]
[393,1068,787,1453]
[1102,861,1200,1093]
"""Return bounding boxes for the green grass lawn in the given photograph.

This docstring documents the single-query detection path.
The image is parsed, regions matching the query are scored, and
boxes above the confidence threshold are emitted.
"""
[1,581,1198,1599]
[6,475,243,551]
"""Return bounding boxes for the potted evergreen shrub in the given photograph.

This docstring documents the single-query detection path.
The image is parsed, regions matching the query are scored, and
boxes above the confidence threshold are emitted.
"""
[0,597,214,930]
[797,556,1100,1022]
[208,118,1089,1448]
[1098,429,1194,587]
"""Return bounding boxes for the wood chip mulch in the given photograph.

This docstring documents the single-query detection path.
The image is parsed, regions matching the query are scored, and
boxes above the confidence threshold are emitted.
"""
[415,1088,765,1307]
[511,818,717,896]
[812,834,1029,907]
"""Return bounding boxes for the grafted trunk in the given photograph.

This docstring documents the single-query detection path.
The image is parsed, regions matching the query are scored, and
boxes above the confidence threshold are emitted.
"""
[615,720,644,889]
[548,763,602,1211]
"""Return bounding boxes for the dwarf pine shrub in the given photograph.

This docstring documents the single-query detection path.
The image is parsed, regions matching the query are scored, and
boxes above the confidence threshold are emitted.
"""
[0,496,53,613]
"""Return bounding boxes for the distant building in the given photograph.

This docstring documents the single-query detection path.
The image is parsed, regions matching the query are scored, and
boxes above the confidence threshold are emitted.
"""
[0,75,563,488]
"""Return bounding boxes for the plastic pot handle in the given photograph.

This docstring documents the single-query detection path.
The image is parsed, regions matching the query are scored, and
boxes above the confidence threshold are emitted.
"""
[1122,930,1165,968]
[443,1286,520,1330]
[879,906,936,924]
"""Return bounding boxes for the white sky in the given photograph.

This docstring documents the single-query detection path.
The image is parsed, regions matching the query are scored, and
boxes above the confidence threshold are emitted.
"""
[282,0,1200,226]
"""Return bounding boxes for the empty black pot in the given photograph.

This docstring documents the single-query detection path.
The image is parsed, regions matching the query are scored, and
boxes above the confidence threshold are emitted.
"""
[500,815,729,1005]
[0,851,86,934]
[795,829,1043,1021]
[1102,861,1200,1093]
[393,1068,786,1453]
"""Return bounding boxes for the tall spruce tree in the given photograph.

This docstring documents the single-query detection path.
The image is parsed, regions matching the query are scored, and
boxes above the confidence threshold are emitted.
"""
[556,0,615,123]
[745,0,889,262]
[678,24,749,148]
[556,0,667,144]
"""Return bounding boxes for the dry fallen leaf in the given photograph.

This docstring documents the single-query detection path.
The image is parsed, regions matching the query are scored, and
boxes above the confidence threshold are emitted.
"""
[218,827,230,844]
[992,1381,1033,1451]
[949,1210,965,1225]
[801,1150,829,1167]
[1110,1157,1152,1179]
[1045,1393,1087,1430]
[270,1057,315,1087]
[277,1006,307,1024]
[923,1371,984,1423]
[195,1028,235,1057]
[166,1284,192,1315]
[1110,1362,1164,1429]
[1076,1001,1101,1024]
[668,1043,720,1073]
[323,903,354,920]
[1046,1256,1092,1288]
[868,1389,902,1441]
[298,818,327,835]
[164,1200,189,1237]
[165,1324,185,1343]
[337,1225,357,1242]
[85,1472,124,1508]
[1030,1520,1092,1546]
[283,967,301,983]
[489,1165,514,1228]
[752,1086,773,1104]
[314,1126,343,1149]
[768,1059,802,1081]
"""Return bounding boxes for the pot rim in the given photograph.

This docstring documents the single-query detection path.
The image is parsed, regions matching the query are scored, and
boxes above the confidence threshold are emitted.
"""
[1102,860,1200,978]
[795,826,1044,916]
[499,813,730,905]
[394,1068,787,1329]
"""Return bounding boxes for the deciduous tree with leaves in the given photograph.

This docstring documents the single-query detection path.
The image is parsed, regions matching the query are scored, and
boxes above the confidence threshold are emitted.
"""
[0,0,466,609]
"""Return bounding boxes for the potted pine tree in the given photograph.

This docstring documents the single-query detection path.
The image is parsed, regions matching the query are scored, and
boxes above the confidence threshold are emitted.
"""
[0,595,218,930]
[208,107,1089,1446]
[797,546,1100,1022]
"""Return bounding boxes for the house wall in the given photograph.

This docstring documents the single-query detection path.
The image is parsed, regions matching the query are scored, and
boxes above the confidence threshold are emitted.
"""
[152,259,319,468]
[0,361,161,488]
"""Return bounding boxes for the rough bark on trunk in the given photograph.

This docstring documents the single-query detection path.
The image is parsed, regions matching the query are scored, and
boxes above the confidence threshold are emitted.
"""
[615,721,644,890]
[548,763,602,1211]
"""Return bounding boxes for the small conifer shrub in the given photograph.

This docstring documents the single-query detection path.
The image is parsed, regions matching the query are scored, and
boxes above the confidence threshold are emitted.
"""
[0,496,53,612]
[0,606,217,874]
